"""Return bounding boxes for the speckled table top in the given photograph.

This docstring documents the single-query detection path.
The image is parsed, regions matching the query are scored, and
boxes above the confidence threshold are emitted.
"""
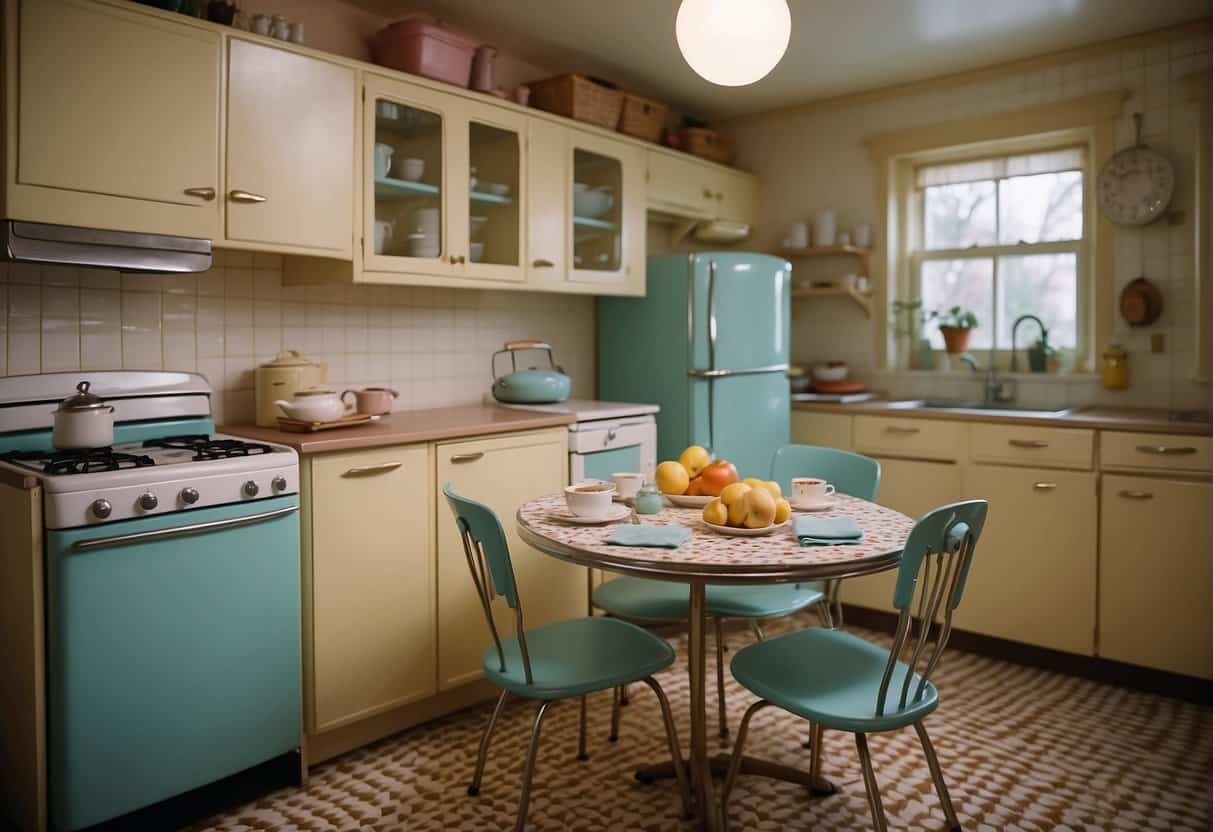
[517,492,915,584]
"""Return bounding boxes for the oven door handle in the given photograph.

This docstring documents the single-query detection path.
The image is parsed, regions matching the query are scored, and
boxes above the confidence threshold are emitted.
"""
[71,505,299,553]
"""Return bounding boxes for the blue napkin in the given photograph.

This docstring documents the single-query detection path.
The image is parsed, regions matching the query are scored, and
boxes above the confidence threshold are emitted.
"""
[607,525,692,549]
[794,516,862,546]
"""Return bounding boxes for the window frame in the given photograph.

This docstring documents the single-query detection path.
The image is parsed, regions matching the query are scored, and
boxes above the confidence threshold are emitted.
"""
[900,138,1095,371]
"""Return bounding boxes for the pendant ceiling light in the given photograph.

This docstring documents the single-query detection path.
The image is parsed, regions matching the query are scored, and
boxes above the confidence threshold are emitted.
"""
[675,0,791,87]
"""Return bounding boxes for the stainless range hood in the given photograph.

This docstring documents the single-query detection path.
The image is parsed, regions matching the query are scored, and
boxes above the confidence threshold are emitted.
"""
[2,220,212,273]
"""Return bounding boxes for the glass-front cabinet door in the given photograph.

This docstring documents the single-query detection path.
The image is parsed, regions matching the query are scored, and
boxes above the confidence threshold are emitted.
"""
[363,76,460,276]
[463,111,526,283]
[567,129,645,294]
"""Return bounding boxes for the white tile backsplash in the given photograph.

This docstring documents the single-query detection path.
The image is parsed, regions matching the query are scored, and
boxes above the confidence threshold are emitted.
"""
[0,252,596,424]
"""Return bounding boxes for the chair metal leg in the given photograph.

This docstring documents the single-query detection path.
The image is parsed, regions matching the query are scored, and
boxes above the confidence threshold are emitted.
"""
[515,700,555,832]
[468,689,509,797]
[715,616,729,739]
[609,686,622,742]
[577,694,589,761]
[914,720,961,831]
[620,682,630,706]
[720,699,770,832]
[642,676,693,819]
[815,598,834,629]
[750,619,765,641]
[854,732,889,832]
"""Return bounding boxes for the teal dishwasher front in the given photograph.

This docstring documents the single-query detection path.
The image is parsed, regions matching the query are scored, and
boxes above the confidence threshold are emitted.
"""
[45,496,302,830]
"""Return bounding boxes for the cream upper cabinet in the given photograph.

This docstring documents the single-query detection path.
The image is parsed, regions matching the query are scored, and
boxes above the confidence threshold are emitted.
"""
[647,151,716,220]
[225,39,355,257]
[708,165,758,224]
[362,75,526,285]
[957,465,1097,654]
[525,117,569,284]
[842,457,961,613]
[436,429,577,690]
[9,0,221,238]
[568,128,646,295]
[1100,475,1212,678]
[308,444,436,733]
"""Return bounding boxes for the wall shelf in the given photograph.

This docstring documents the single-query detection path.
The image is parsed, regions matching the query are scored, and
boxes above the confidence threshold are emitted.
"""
[791,285,873,318]
[777,244,871,272]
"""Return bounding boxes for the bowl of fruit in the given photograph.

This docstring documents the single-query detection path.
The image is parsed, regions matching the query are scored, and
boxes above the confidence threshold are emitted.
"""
[701,479,791,536]
[655,445,733,508]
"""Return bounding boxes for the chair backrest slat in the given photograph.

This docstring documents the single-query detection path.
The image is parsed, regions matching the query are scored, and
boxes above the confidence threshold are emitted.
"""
[876,500,987,717]
[769,444,881,501]
[444,483,534,684]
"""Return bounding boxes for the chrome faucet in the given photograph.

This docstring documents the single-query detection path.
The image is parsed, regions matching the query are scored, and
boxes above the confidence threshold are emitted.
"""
[959,352,1014,406]
[1010,314,1047,373]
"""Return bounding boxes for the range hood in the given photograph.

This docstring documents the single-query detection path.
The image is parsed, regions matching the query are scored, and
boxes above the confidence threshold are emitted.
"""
[2,220,212,273]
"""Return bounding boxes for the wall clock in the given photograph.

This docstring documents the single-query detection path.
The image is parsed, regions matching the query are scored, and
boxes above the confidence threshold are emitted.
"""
[1097,113,1174,226]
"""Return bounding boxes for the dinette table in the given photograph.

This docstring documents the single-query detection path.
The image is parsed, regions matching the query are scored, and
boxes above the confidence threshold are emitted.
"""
[517,492,916,831]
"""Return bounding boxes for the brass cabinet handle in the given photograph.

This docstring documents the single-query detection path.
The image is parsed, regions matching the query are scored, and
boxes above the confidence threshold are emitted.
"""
[532,259,555,268]
[342,461,402,477]
[1032,482,1057,491]
[229,189,268,203]
[1118,489,1154,500]
[1009,439,1049,448]
[1135,444,1198,455]
[450,452,484,464]
[703,187,714,199]
[884,425,921,435]
[184,187,216,201]
[449,254,466,264]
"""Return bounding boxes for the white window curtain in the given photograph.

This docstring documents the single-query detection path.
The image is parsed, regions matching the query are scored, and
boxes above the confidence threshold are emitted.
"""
[916,147,1085,188]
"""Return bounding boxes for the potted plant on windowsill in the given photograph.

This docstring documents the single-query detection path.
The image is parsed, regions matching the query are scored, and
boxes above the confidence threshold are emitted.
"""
[936,306,979,355]
[1027,332,1056,373]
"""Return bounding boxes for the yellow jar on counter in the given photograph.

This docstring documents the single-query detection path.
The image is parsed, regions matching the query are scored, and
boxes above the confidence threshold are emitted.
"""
[1101,344,1129,390]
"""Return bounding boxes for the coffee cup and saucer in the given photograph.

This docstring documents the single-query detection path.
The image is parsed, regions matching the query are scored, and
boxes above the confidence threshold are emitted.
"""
[551,481,629,524]
[790,477,838,511]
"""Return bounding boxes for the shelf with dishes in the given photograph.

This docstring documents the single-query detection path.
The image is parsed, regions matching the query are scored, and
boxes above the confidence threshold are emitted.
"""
[791,284,873,318]
[374,177,514,206]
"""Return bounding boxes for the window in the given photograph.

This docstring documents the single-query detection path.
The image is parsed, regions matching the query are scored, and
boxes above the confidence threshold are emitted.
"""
[913,147,1085,355]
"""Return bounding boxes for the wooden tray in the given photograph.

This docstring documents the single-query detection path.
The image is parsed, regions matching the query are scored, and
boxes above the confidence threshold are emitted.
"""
[276,413,374,433]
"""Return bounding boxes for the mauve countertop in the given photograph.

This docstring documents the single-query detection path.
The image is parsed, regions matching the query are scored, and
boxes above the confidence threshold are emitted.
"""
[792,399,1212,436]
[221,405,575,454]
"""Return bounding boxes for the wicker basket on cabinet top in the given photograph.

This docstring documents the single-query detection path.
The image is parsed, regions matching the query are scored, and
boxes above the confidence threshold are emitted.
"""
[681,127,735,165]
[618,91,667,142]
[528,74,623,130]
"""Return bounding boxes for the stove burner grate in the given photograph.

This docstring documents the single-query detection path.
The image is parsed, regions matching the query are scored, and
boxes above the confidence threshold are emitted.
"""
[0,448,156,475]
[142,434,275,461]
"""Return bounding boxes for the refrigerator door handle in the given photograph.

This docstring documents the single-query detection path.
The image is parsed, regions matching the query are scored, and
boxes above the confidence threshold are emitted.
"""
[707,259,718,370]
[688,364,790,378]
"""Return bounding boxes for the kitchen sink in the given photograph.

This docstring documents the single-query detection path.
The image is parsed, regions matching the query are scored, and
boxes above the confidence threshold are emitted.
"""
[888,399,1072,417]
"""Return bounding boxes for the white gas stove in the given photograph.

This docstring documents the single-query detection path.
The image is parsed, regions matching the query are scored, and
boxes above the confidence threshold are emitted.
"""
[498,399,659,482]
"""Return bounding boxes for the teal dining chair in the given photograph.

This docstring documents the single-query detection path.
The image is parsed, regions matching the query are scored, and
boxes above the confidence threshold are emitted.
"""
[721,499,989,832]
[593,445,881,741]
[442,484,691,831]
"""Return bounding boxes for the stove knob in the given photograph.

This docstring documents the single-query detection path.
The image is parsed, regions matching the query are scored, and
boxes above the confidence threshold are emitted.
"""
[91,499,112,519]
[242,480,260,497]
[180,487,200,505]
[271,475,288,493]
[138,492,159,511]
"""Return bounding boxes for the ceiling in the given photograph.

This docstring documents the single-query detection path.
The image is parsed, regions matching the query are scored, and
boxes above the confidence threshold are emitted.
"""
[347,0,1208,120]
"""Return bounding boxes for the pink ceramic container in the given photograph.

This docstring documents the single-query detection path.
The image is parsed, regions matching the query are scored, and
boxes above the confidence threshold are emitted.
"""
[373,18,478,88]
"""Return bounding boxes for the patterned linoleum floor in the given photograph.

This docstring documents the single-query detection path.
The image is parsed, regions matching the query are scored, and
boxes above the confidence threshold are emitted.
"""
[195,616,1212,831]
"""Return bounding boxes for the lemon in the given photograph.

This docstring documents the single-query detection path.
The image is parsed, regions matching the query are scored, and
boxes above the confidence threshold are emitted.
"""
[679,445,711,477]
[742,489,777,529]
[702,498,727,526]
[655,460,691,495]
[764,481,783,500]
[773,497,791,525]
[719,481,752,506]
[742,477,768,491]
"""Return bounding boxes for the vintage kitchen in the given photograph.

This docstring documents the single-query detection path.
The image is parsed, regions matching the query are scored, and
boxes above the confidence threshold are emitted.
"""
[0,1,1210,831]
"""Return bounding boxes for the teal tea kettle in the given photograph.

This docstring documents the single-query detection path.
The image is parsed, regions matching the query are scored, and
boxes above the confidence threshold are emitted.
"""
[491,340,571,404]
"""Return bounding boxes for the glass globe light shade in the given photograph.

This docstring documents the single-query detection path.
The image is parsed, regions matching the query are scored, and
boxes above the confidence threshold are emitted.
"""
[675,0,791,86]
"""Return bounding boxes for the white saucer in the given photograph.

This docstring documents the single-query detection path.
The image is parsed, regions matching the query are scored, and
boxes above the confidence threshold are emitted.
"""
[702,519,790,537]
[790,497,838,512]
[548,504,631,525]
[665,493,715,508]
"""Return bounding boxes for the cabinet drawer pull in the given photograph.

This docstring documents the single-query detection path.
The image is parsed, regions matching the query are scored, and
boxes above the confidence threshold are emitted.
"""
[342,461,402,477]
[1032,481,1057,491]
[229,189,268,204]
[450,452,485,464]
[183,186,216,201]
[1118,489,1154,500]
[884,425,921,435]
[1009,439,1049,448]
[532,259,555,268]
[1135,444,1197,456]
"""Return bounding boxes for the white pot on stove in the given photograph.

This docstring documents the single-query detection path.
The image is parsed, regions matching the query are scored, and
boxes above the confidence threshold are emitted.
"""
[52,381,115,449]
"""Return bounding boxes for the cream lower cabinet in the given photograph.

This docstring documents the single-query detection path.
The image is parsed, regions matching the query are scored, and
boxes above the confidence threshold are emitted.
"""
[1099,475,1212,678]
[8,0,221,238]
[842,457,962,612]
[790,411,854,451]
[955,465,1097,654]
[436,428,577,690]
[307,444,435,733]
[225,39,355,257]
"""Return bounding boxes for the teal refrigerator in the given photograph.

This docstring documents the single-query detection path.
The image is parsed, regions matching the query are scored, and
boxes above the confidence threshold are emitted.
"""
[598,253,791,479]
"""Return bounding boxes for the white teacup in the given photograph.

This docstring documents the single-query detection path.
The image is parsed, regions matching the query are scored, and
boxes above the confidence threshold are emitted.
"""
[564,481,617,518]
[374,143,394,180]
[610,472,644,500]
[792,477,836,506]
